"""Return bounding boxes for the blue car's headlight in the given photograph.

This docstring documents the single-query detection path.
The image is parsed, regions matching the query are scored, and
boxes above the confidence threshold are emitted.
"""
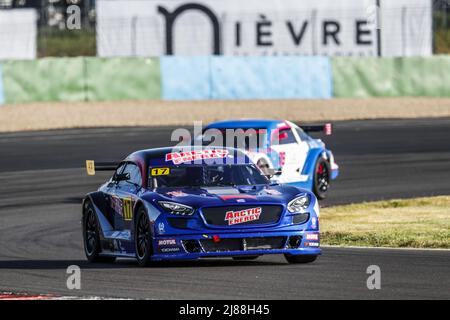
[158,201,194,216]
[287,195,311,213]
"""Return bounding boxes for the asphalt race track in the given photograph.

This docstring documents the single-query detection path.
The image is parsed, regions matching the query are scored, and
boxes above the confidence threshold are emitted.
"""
[0,118,449,299]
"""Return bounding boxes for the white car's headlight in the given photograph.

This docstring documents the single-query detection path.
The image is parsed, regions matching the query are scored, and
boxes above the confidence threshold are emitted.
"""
[158,201,194,215]
[287,195,311,213]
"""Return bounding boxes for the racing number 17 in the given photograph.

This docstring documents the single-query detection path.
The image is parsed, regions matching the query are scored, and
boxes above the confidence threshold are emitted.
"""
[151,168,170,176]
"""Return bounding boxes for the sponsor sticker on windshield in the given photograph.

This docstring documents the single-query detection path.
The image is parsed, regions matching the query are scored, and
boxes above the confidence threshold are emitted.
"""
[165,149,229,164]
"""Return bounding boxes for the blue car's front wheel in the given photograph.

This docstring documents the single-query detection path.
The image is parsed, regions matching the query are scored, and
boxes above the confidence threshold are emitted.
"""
[135,207,153,267]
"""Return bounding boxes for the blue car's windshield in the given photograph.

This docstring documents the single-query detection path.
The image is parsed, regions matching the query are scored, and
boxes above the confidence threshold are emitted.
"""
[150,164,268,188]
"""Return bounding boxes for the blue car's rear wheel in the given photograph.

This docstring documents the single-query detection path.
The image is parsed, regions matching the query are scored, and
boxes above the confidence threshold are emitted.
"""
[135,207,153,267]
[83,200,115,263]
[284,254,317,264]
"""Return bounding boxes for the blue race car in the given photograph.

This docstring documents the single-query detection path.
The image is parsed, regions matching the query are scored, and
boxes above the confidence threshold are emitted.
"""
[83,147,320,267]
[195,119,339,199]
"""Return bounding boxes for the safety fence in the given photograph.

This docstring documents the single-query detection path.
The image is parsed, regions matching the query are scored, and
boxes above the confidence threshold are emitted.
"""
[0,55,449,104]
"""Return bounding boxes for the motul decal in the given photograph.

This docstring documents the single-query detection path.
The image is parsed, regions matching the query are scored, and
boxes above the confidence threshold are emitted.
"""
[158,239,177,246]
[225,207,262,225]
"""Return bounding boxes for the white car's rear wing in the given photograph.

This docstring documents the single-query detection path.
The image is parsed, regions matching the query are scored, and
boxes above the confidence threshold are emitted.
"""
[300,123,332,135]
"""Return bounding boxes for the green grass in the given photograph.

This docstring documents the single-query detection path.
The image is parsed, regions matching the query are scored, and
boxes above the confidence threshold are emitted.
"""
[321,196,450,248]
[432,11,448,54]
[435,28,450,54]
[38,29,96,57]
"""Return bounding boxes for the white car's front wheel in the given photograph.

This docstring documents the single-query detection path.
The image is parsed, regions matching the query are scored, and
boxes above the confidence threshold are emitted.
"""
[313,158,331,200]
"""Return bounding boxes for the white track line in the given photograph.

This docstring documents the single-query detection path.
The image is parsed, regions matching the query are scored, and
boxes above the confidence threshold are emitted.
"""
[0,292,128,300]
[322,245,450,252]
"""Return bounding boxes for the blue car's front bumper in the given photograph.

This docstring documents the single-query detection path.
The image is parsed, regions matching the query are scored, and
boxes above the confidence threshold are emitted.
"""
[151,230,321,261]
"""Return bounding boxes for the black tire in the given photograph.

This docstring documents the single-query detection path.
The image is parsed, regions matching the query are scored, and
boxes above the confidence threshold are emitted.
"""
[232,255,260,261]
[135,206,153,267]
[313,157,331,200]
[284,254,317,264]
[82,200,116,263]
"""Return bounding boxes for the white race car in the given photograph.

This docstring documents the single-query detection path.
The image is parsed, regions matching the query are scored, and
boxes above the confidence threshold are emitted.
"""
[197,119,339,199]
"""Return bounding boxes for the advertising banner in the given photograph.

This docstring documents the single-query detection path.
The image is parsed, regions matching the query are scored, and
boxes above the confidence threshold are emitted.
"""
[0,9,37,60]
[97,0,432,57]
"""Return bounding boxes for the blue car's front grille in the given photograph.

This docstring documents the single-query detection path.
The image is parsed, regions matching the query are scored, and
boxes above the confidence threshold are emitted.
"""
[201,238,242,252]
[201,205,283,227]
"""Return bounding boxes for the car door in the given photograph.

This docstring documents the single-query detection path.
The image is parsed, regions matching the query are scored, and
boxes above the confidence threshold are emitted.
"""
[100,162,127,230]
[291,126,311,176]
[112,162,143,231]
[270,128,309,183]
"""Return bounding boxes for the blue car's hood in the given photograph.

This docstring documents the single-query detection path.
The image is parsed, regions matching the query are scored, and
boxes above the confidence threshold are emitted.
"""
[142,184,306,207]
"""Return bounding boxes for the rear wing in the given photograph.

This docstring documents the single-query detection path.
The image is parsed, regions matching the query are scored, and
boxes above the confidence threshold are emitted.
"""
[300,123,332,135]
[85,160,118,176]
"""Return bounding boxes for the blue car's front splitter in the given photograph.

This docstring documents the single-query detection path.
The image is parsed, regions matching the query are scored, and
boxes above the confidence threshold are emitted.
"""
[151,231,321,261]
